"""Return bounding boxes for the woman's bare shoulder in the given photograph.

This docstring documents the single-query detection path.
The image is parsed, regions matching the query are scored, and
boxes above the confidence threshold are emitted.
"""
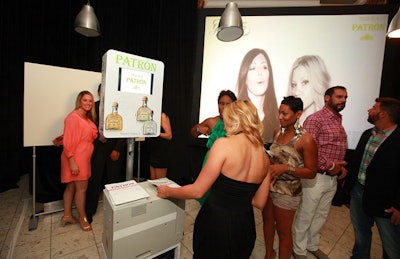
[204,115,219,123]
[201,116,219,127]
[213,136,229,146]
[298,131,317,147]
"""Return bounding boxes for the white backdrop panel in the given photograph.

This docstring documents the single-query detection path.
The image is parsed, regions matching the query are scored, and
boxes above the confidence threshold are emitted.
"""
[24,62,101,147]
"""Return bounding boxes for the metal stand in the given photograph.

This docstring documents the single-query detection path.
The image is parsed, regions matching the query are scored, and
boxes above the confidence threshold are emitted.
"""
[29,146,64,231]
[126,138,135,181]
[134,138,146,182]
[28,146,38,231]
[137,140,141,182]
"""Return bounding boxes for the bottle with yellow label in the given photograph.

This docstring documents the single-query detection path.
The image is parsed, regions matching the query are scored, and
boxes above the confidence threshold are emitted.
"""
[136,96,152,121]
[105,102,123,130]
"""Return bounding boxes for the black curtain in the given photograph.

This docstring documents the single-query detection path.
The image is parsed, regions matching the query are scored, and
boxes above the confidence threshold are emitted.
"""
[0,0,198,193]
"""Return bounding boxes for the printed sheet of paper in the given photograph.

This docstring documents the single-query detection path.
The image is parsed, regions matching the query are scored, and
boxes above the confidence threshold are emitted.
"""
[147,178,180,188]
[105,180,149,205]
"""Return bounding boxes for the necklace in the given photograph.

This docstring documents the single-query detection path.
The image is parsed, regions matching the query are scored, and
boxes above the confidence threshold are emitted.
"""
[281,127,294,135]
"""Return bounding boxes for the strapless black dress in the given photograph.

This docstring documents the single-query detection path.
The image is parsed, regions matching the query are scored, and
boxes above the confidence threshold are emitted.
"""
[193,173,260,259]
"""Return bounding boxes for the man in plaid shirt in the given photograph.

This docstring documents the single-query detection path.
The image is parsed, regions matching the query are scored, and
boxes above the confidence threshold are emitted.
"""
[293,86,348,259]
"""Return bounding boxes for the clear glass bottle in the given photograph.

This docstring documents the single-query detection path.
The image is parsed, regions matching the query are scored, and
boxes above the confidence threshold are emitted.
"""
[136,96,152,121]
[105,102,123,130]
[143,110,157,135]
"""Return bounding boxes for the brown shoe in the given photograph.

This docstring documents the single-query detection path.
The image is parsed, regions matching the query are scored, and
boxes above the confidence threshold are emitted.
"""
[293,252,307,259]
[307,249,329,259]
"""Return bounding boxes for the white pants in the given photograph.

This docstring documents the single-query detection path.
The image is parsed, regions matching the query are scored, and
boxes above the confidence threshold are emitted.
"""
[293,173,337,255]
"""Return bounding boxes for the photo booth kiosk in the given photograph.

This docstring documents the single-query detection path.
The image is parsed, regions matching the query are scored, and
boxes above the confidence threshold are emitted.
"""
[102,181,185,259]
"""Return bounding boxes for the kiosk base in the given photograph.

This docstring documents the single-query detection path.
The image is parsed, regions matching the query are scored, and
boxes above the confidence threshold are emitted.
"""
[102,181,185,259]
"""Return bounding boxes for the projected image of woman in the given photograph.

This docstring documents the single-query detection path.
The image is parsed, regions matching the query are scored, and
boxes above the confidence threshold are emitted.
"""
[287,55,331,124]
[236,48,279,144]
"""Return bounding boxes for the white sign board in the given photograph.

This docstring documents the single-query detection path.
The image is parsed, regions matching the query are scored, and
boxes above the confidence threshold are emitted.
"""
[24,62,101,147]
[100,50,164,138]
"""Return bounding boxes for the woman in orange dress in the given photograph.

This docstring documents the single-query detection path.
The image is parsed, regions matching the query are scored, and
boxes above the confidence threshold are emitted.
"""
[60,91,98,231]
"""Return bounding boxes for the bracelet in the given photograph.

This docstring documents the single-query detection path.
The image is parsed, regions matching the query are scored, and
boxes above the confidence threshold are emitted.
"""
[328,162,335,171]
[196,125,200,133]
[288,165,295,175]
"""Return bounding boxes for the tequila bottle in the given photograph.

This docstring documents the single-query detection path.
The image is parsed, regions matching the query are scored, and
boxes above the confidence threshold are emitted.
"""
[143,110,157,135]
[105,102,123,130]
[136,96,152,121]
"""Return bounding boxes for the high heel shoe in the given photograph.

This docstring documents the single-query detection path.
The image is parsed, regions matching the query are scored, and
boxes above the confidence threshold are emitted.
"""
[61,215,78,226]
[79,217,92,231]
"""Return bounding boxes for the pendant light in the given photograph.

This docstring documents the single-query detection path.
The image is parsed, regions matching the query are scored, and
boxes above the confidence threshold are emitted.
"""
[74,2,101,37]
[217,2,243,42]
[387,6,400,38]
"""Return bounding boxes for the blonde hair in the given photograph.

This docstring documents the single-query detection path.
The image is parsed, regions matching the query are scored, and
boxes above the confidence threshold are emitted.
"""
[223,100,264,145]
[75,90,96,122]
[287,55,331,110]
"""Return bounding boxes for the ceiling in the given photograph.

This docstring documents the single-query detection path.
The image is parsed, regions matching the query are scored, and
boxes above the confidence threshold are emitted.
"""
[200,0,387,8]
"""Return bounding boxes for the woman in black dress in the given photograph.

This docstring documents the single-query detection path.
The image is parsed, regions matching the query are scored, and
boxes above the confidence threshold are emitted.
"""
[157,100,271,258]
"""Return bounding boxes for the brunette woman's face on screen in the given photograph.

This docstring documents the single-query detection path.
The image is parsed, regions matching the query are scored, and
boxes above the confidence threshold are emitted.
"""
[290,65,313,110]
[246,53,269,97]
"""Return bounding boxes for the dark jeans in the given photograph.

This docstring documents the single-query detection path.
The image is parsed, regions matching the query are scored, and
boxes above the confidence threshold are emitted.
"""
[350,182,400,259]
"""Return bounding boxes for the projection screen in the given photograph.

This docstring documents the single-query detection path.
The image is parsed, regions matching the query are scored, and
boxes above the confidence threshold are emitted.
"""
[197,13,388,149]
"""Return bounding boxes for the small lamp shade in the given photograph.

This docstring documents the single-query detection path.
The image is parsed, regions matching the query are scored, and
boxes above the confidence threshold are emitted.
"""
[217,2,243,42]
[387,6,400,38]
[74,3,101,37]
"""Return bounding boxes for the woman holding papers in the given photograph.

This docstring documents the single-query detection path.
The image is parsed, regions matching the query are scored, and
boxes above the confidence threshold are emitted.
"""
[157,100,271,259]
[60,91,97,231]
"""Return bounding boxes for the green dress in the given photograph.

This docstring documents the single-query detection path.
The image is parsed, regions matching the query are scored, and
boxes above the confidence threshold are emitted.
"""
[196,117,226,205]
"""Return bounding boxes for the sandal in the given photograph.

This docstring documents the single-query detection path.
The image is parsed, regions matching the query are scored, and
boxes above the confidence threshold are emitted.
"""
[61,215,78,226]
[79,217,92,231]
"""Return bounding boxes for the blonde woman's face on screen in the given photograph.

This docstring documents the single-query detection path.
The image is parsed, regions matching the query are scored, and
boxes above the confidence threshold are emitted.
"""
[290,65,313,110]
[246,53,269,97]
